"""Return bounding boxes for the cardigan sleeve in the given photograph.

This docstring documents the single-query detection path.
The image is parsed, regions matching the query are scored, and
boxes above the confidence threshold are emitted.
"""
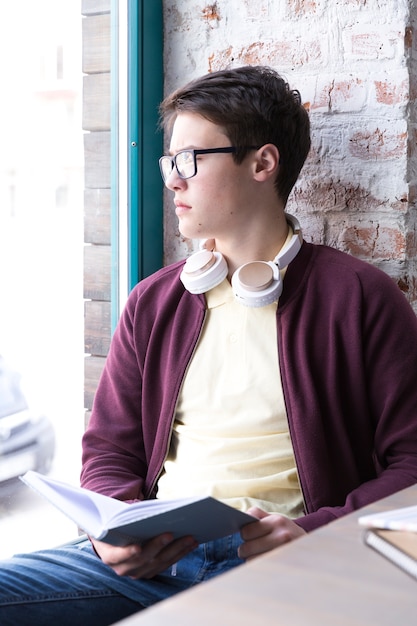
[80,285,148,502]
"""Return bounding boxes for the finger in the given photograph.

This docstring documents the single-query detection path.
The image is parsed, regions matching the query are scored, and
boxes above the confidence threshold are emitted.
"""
[245,506,271,520]
[238,527,291,560]
[104,533,174,576]
[133,537,198,578]
[239,517,305,560]
[91,539,141,566]
[126,535,198,580]
[92,534,175,576]
[241,513,288,542]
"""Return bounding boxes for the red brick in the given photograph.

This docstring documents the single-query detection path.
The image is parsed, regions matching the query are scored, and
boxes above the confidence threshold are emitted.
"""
[374,79,408,105]
[349,129,407,159]
[339,224,406,260]
[286,0,319,16]
[202,3,221,23]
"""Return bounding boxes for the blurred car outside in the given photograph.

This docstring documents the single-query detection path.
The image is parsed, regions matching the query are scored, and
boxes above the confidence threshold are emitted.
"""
[0,355,55,486]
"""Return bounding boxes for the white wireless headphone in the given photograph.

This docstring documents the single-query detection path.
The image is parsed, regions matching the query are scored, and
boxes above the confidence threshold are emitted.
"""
[180,213,302,307]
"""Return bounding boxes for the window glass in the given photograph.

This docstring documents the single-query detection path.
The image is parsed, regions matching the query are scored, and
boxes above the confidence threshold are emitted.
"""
[0,1,84,557]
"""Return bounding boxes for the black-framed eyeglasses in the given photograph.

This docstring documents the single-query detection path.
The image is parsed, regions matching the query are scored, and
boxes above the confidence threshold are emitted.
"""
[159,146,258,184]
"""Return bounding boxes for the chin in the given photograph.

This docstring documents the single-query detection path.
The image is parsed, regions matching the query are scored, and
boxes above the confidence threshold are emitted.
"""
[178,225,204,241]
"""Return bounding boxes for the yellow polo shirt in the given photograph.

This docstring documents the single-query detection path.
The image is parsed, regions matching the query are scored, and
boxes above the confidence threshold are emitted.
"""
[158,234,304,518]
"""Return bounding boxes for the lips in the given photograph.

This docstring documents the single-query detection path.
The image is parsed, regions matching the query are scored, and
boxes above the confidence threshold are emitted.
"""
[175,200,191,215]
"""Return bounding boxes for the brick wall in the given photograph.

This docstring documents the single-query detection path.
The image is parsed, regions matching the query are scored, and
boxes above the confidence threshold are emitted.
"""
[163,0,417,311]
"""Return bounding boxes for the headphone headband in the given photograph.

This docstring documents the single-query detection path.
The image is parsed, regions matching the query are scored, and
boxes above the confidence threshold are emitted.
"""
[273,214,302,268]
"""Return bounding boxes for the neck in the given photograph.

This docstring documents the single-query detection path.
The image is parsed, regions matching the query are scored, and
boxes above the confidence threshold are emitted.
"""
[214,213,291,280]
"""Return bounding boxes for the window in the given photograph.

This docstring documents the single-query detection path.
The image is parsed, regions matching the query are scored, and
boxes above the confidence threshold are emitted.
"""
[0,0,164,560]
[0,1,84,557]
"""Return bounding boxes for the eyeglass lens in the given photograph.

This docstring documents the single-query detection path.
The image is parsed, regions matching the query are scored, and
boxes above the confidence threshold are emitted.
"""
[160,150,195,182]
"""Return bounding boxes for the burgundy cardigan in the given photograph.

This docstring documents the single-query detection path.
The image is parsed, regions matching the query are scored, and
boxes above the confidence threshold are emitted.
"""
[81,242,417,532]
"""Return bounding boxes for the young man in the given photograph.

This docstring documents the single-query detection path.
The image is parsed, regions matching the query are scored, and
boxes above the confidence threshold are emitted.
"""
[2,65,417,625]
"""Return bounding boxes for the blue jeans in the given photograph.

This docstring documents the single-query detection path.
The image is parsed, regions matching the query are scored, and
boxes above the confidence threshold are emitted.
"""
[0,534,244,625]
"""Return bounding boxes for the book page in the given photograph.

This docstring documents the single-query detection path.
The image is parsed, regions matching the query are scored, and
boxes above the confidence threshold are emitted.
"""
[21,471,129,536]
[109,496,206,526]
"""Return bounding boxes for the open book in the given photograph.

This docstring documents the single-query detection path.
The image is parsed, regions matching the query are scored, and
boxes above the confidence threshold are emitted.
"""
[21,471,256,547]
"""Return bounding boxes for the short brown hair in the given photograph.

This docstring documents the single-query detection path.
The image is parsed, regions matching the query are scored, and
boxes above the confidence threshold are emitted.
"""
[160,65,311,204]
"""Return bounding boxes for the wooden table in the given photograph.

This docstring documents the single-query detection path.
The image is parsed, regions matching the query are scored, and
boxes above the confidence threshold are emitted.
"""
[116,485,417,625]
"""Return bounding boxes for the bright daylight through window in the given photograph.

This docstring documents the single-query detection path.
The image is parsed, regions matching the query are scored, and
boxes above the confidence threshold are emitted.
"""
[0,2,84,557]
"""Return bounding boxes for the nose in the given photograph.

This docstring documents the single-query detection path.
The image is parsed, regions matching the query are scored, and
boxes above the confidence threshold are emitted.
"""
[165,168,186,191]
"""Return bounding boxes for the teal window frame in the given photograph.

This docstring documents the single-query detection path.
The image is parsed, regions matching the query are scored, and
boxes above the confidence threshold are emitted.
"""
[111,0,163,330]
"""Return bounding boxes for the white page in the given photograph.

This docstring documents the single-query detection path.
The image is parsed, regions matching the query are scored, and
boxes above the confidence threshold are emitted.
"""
[108,496,205,527]
[21,471,129,536]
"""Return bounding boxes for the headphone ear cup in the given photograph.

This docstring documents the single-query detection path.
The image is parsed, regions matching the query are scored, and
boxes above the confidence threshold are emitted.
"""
[180,250,228,294]
[232,261,283,307]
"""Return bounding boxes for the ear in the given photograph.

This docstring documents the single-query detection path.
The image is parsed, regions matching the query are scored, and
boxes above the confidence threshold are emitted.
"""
[252,144,280,182]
